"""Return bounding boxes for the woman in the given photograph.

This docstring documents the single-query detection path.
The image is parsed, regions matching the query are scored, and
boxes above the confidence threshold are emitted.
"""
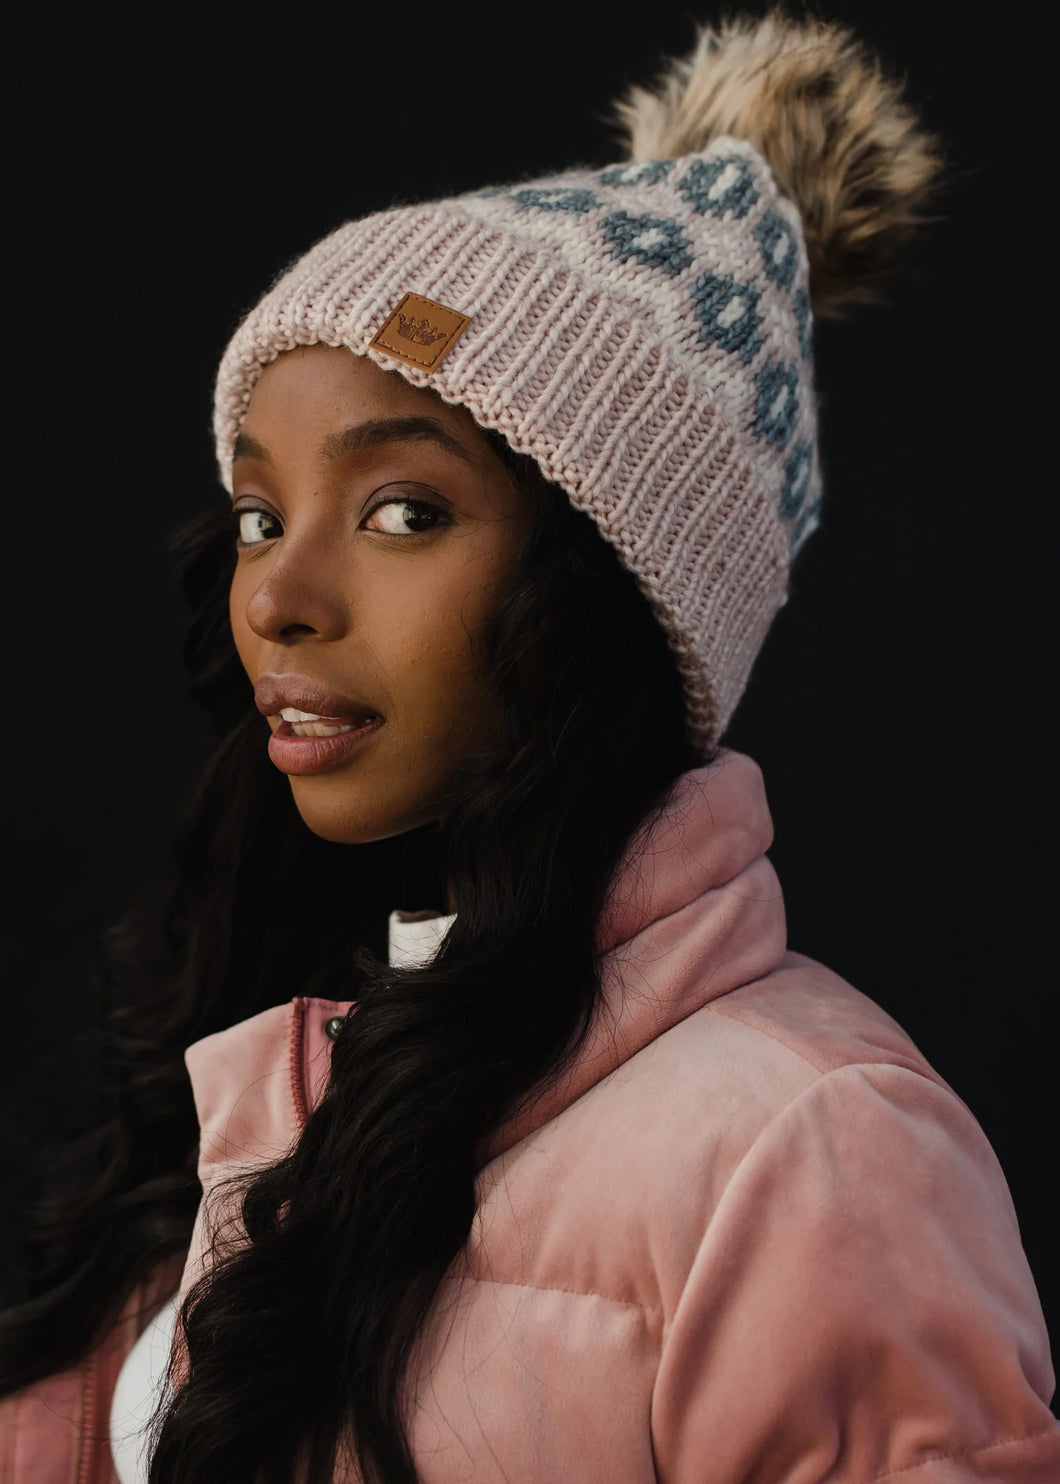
[1,12,1056,1483]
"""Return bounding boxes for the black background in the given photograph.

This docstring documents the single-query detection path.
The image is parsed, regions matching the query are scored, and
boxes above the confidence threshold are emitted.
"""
[5,3,1054,1372]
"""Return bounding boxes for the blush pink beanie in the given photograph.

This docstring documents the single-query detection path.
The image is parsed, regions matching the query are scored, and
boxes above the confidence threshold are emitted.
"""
[212,14,937,753]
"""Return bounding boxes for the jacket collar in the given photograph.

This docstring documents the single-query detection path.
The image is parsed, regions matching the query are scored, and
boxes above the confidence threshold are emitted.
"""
[482,746,787,1162]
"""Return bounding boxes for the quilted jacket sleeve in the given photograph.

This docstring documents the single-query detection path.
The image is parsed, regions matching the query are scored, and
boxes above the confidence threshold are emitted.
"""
[0,1253,185,1484]
[650,1062,1059,1483]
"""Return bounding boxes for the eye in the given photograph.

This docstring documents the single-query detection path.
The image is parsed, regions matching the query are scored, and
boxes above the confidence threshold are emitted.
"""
[236,509,282,545]
[363,497,448,536]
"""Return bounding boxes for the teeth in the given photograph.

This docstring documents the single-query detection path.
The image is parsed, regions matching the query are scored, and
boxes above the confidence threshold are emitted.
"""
[290,720,355,737]
[276,705,379,738]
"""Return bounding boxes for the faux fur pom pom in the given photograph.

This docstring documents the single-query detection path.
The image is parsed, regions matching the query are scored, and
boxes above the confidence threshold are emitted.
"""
[613,11,941,316]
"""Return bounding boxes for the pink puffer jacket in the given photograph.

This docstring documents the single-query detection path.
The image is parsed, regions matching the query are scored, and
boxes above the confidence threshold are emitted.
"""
[4,750,1058,1481]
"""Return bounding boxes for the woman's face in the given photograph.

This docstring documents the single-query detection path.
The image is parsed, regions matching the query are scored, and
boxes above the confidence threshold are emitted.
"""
[228,345,537,844]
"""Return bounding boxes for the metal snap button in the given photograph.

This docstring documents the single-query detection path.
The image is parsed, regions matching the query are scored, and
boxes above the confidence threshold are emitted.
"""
[324,1016,346,1041]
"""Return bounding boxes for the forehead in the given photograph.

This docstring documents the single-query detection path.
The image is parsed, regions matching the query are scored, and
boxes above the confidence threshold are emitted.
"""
[241,344,482,448]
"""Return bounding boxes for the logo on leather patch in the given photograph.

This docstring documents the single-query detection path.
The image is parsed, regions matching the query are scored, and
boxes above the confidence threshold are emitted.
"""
[370,293,471,371]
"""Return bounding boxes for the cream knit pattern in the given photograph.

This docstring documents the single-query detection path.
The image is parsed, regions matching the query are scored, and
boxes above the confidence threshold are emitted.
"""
[213,138,820,752]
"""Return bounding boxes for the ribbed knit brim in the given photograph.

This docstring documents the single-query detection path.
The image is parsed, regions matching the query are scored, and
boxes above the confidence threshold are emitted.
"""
[214,138,821,753]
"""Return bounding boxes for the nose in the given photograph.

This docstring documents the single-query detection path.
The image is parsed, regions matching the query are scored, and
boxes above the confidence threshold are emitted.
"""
[240,529,349,646]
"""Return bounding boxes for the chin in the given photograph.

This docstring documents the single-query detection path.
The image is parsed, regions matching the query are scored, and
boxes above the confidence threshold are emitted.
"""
[287,778,440,846]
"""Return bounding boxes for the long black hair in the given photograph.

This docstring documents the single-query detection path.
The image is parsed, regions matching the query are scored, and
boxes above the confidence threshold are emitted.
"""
[0,431,704,1481]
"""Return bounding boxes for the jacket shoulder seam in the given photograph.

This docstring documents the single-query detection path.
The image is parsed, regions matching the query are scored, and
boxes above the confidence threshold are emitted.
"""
[866,1423,1060,1482]
[705,1000,943,1092]
[461,1272,661,1315]
[705,998,831,1074]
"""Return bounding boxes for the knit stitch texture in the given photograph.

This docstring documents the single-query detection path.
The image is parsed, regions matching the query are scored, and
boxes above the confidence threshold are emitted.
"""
[213,137,820,752]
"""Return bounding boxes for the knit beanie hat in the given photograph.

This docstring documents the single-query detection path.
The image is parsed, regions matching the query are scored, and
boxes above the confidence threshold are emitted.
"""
[213,14,937,754]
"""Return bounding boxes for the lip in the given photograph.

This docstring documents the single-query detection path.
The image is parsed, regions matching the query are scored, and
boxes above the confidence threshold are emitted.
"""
[254,675,385,776]
[267,714,385,776]
[254,675,382,725]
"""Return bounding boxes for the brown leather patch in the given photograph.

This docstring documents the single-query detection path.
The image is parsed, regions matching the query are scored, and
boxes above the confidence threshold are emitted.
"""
[369,293,471,372]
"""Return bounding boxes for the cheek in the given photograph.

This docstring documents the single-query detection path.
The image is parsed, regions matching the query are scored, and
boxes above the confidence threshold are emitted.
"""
[228,577,251,666]
[387,566,499,708]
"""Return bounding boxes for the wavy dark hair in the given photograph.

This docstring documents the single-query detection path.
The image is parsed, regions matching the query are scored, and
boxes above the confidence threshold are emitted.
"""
[0,429,704,1481]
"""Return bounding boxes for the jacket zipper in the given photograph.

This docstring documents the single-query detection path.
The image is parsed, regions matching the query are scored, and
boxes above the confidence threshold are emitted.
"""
[76,1348,99,1484]
[288,996,310,1131]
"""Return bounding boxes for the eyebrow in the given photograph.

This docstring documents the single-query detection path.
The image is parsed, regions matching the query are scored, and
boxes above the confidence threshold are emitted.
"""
[232,417,478,468]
